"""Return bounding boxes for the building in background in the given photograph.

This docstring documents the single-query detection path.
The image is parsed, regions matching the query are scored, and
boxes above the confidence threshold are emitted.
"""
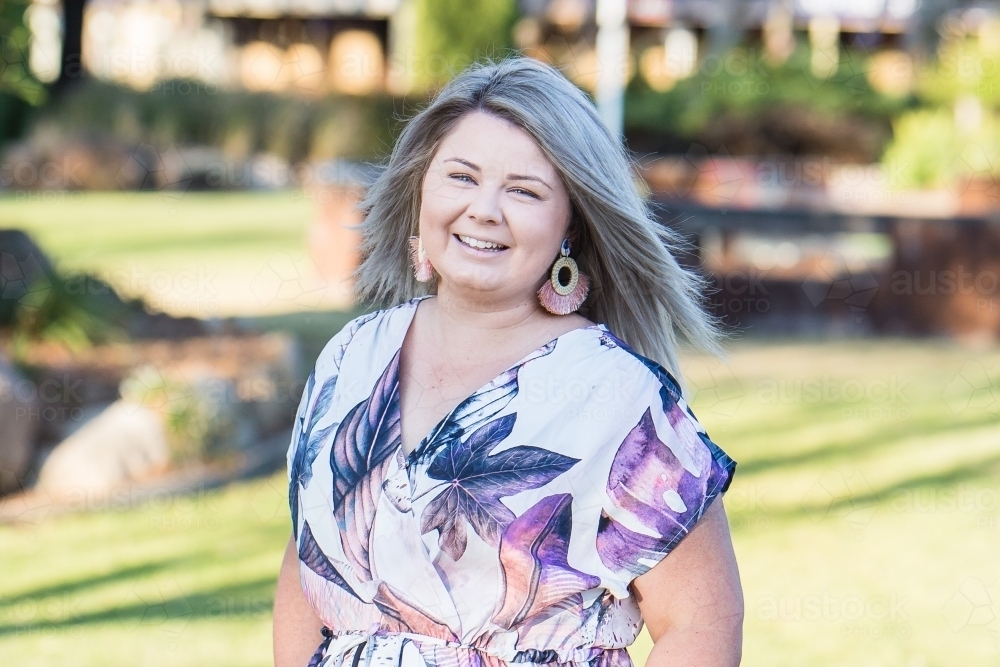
[515,0,924,95]
[73,0,415,94]
[21,0,950,99]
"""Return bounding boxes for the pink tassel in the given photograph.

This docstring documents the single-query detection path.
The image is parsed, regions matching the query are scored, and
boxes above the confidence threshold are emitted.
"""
[537,272,590,315]
[409,236,434,282]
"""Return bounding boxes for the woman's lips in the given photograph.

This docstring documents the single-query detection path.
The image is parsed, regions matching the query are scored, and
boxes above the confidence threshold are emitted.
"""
[455,234,509,252]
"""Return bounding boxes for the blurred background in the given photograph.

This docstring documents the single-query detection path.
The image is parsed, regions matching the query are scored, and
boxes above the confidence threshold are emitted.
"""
[1,1,999,665]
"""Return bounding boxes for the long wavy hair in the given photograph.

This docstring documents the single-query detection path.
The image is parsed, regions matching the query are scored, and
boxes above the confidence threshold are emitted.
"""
[352,56,728,389]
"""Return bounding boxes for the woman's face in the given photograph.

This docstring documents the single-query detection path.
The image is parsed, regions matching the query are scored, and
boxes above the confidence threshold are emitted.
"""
[418,110,572,306]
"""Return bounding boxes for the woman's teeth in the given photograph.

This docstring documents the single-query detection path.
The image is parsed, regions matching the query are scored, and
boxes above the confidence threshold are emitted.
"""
[457,235,508,251]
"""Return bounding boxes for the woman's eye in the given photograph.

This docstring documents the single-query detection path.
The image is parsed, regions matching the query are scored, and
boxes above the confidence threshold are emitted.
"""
[450,173,475,183]
[511,188,539,199]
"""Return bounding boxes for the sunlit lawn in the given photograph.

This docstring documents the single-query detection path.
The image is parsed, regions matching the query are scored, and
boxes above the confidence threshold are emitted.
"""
[1,192,998,666]
[0,191,333,317]
[2,337,998,667]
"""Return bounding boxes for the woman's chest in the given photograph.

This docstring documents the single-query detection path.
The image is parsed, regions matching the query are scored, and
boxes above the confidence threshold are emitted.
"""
[397,356,484,458]
[397,335,542,457]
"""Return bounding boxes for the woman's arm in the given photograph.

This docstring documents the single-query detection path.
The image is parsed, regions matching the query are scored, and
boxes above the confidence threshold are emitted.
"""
[274,533,327,667]
[631,498,744,667]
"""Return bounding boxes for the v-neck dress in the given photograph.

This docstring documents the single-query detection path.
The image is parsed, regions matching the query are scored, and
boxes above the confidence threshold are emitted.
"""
[286,296,736,667]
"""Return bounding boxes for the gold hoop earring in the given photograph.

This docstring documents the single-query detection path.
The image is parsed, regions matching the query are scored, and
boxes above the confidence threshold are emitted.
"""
[538,239,589,315]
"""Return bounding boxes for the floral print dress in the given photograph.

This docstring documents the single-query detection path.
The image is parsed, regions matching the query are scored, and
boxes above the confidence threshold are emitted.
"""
[286,296,736,667]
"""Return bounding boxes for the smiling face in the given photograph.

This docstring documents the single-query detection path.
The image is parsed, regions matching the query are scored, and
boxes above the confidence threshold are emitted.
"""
[418,110,573,307]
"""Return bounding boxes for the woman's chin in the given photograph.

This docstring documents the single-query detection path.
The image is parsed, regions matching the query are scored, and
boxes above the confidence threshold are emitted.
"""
[437,272,521,299]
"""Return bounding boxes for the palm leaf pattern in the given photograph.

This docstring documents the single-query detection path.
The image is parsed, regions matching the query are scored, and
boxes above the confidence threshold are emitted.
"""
[330,349,403,580]
[299,519,362,601]
[290,370,338,538]
[408,341,557,468]
[596,407,734,579]
[420,413,579,561]
[289,310,379,538]
[287,299,737,667]
[493,493,600,629]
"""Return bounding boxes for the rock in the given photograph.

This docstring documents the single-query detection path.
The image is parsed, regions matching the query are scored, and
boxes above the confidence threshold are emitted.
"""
[35,400,170,499]
[116,331,302,461]
[0,229,56,327]
[0,356,39,494]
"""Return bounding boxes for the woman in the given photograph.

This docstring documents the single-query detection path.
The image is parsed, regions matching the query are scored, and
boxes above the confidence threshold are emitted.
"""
[274,57,742,667]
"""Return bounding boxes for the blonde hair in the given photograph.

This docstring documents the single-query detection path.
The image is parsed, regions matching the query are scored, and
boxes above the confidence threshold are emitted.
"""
[353,56,728,389]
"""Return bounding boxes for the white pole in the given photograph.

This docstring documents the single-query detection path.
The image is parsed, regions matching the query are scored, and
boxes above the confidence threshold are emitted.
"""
[595,0,628,139]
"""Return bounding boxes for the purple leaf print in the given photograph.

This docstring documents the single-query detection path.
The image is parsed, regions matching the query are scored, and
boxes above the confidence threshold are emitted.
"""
[329,350,403,580]
[409,341,557,467]
[305,366,317,406]
[420,413,579,561]
[596,407,716,578]
[595,511,674,579]
[493,494,600,629]
[290,370,338,539]
[298,520,362,601]
[373,582,460,640]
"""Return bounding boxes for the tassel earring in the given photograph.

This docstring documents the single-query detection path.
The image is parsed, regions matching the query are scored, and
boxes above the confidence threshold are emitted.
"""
[409,235,434,282]
[538,239,589,315]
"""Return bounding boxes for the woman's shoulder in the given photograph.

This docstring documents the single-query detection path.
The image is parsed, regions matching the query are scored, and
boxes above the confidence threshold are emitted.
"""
[580,326,735,482]
[582,325,686,404]
[313,297,424,377]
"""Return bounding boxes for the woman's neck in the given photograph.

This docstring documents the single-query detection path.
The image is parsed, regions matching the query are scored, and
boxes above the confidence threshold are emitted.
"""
[422,283,559,350]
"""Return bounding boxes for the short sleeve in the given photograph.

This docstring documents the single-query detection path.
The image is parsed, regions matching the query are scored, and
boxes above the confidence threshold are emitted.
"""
[286,310,380,536]
[594,360,736,593]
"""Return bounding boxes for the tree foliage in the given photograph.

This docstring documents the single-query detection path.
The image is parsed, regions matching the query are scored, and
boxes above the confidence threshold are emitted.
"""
[413,0,519,89]
[0,0,46,105]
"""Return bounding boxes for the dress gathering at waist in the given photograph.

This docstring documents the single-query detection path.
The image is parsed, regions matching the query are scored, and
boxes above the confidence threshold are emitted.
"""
[308,627,634,667]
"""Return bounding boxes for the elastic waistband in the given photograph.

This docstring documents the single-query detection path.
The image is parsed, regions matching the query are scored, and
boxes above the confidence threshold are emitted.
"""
[323,628,505,658]
[318,627,625,666]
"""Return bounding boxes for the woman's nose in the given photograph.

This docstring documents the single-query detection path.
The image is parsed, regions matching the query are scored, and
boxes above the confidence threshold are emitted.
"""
[465,184,503,226]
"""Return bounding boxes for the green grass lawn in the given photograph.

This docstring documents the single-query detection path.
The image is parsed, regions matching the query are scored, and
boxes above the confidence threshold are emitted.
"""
[2,337,998,667]
[0,191,334,317]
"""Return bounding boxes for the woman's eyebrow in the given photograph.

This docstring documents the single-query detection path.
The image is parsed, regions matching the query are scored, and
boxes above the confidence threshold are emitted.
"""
[444,157,480,170]
[443,157,552,191]
[507,173,552,191]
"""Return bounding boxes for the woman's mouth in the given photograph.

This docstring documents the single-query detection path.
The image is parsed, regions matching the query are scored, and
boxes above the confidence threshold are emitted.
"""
[455,234,509,252]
